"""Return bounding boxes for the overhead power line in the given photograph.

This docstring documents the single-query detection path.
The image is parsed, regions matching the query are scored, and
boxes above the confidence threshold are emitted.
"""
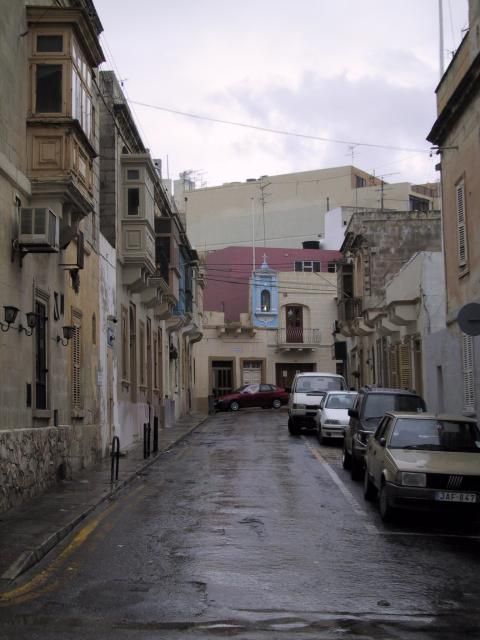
[129,100,432,154]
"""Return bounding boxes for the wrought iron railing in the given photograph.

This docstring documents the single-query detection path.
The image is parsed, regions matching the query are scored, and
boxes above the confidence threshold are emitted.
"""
[276,328,322,345]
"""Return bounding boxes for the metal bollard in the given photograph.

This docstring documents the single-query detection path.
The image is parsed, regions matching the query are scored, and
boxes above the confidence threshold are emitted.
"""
[153,416,159,453]
[110,436,120,483]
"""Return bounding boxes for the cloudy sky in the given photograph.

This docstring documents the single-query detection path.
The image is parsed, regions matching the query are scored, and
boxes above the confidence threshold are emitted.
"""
[93,0,468,188]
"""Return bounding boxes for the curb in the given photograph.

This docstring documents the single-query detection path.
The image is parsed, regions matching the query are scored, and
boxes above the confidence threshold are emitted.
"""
[1,416,208,582]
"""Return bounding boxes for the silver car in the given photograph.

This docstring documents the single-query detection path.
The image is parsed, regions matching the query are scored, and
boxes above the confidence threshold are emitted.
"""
[363,412,480,522]
[315,391,357,444]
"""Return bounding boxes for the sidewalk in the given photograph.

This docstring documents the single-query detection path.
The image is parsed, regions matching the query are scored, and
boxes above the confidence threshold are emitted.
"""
[0,412,208,586]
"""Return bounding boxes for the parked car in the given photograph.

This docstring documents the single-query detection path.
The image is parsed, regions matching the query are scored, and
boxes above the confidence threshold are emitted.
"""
[363,412,480,522]
[215,383,289,412]
[315,391,357,444]
[288,372,347,435]
[343,386,427,480]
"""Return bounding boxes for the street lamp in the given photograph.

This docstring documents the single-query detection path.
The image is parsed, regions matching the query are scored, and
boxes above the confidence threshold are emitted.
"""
[57,325,75,346]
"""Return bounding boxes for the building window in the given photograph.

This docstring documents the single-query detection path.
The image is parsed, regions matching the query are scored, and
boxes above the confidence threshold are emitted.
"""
[36,64,62,113]
[146,318,152,394]
[409,196,429,212]
[91,313,96,345]
[260,289,271,312]
[37,34,63,53]
[127,188,140,215]
[295,260,321,272]
[71,310,82,411]
[456,181,468,270]
[153,333,158,390]
[71,39,93,139]
[327,262,337,273]
[121,306,128,381]
[127,169,140,180]
[462,333,475,413]
[139,321,145,387]
[31,28,94,141]
[355,175,367,188]
[129,304,137,402]
[35,300,48,410]
[157,328,163,396]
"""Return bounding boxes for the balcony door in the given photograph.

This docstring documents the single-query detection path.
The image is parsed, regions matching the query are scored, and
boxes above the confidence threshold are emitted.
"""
[286,305,303,343]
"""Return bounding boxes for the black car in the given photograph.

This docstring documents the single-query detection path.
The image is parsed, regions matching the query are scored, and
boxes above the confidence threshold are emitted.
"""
[343,386,427,480]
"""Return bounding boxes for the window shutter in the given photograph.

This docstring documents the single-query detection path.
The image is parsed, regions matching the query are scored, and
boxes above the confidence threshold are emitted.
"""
[399,343,412,389]
[389,345,399,388]
[456,182,468,268]
[72,325,81,409]
[462,333,475,412]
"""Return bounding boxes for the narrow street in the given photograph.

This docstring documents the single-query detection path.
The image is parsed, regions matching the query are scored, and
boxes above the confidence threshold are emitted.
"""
[1,409,480,639]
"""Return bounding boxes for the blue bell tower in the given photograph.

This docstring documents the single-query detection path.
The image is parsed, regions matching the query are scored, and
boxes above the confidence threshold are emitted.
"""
[251,255,278,328]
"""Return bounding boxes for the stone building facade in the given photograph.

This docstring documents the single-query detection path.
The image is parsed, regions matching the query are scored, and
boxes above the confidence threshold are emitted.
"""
[335,209,442,393]
[426,0,480,416]
[0,0,105,512]
[0,3,203,515]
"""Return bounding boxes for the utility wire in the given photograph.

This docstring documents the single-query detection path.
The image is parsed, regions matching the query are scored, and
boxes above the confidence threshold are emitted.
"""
[129,100,432,154]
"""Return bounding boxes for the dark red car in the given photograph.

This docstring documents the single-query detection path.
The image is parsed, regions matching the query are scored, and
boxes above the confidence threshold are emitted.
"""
[215,383,289,412]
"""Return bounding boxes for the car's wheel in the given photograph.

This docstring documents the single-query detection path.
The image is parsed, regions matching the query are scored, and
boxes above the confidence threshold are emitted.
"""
[342,442,352,469]
[288,418,301,436]
[350,445,363,481]
[363,468,377,501]
[229,401,240,411]
[379,482,395,522]
[272,398,282,409]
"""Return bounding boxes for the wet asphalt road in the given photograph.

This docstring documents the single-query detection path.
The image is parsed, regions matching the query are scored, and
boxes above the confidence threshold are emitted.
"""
[1,409,480,639]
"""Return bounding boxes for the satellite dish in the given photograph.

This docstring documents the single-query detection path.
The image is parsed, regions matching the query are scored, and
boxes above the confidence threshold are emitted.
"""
[457,303,480,336]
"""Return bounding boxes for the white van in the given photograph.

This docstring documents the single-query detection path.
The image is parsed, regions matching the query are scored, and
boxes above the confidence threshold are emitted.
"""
[288,372,347,435]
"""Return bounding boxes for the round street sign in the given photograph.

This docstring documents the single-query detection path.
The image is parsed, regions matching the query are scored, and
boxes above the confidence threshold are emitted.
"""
[457,303,480,336]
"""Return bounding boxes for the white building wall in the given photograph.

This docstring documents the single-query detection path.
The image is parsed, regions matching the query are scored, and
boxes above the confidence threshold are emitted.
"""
[98,234,118,455]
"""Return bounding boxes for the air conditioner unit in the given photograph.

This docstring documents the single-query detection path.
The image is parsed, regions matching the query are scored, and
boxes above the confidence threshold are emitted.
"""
[19,208,59,252]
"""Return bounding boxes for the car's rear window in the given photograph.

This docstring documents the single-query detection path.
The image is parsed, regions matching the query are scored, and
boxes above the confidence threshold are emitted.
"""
[325,394,356,409]
[364,394,425,419]
[296,376,345,392]
[390,418,480,452]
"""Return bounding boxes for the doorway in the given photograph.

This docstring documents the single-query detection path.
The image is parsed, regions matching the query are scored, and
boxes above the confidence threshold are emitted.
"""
[212,360,234,397]
[276,362,314,391]
[286,306,303,343]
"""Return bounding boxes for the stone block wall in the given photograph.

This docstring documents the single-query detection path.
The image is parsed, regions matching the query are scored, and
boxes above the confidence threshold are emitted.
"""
[0,424,101,514]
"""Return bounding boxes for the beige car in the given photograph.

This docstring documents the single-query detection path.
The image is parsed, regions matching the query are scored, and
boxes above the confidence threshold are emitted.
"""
[363,412,480,522]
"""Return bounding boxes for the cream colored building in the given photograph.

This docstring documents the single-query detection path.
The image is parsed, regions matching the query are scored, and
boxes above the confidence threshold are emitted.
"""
[194,262,339,412]
[426,0,480,416]
[98,72,204,452]
[176,166,439,251]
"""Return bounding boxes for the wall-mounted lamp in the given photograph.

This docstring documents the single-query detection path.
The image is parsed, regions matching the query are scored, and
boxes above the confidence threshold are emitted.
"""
[1,306,20,331]
[57,325,75,346]
[1,307,40,336]
[18,311,38,336]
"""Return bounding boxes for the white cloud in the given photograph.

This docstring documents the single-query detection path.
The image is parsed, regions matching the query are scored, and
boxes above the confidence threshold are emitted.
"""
[94,0,468,186]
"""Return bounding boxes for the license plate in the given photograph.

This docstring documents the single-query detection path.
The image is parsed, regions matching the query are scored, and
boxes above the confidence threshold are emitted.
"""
[435,491,477,503]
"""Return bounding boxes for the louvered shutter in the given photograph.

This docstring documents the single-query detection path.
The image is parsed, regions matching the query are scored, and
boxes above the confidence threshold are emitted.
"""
[72,325,81,409]
[399,343,412,389]
[456,182,468,268]
[462,333,475,412]
[389,345,399,388]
